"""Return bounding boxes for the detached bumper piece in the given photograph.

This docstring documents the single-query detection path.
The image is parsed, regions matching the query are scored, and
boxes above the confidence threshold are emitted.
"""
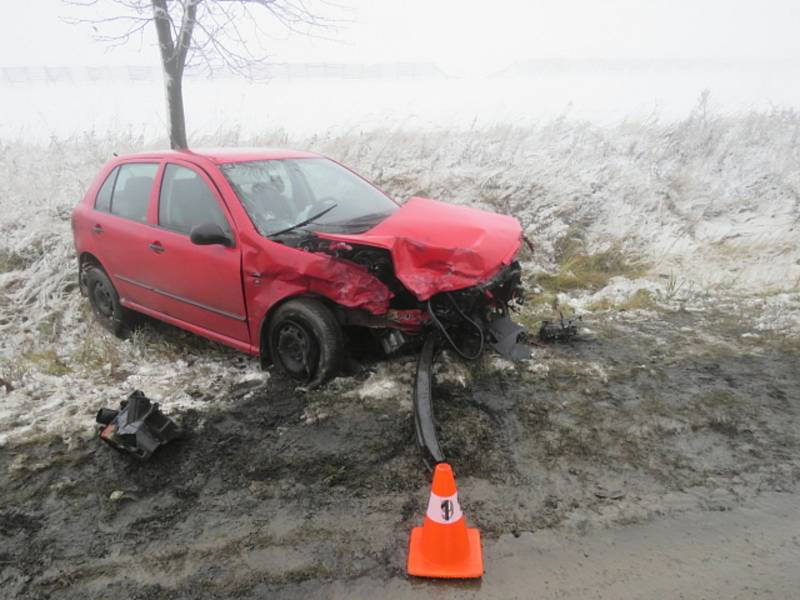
[413,335,446,468]
[414,316,533,464]
[486,316,533,360]
[96,390,182,460]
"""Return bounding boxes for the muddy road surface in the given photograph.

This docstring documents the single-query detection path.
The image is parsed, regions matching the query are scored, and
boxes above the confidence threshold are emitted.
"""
[1,305,799,598]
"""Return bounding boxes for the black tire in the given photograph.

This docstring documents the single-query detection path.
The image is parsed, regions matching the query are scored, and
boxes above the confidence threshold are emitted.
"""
[268,298,343,386]
[85,266,134,337]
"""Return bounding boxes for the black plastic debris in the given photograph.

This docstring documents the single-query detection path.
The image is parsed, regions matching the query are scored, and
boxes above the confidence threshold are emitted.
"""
[413,335,446,469]
[487,316,533,360]
[538,313,580,343]
[96,390,182,460]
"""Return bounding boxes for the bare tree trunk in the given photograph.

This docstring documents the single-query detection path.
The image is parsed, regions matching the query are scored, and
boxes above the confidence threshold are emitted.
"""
[77,0,334,149]
[152,0,196,150]
[163,67,188,149]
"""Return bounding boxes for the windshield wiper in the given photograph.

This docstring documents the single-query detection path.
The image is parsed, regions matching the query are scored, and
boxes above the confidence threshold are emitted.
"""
[267,203,338,238]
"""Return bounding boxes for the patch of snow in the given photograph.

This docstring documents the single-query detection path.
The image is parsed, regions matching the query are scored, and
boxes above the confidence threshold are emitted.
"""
[433,351,472,388]
[750,292,800,333]
[489,357,517,372]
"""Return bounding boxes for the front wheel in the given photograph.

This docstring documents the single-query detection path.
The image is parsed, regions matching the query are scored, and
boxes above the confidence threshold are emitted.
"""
[267,298,343,386]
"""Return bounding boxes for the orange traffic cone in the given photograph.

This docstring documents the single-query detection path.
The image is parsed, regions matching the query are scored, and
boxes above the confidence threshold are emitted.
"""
[407,463,483,578]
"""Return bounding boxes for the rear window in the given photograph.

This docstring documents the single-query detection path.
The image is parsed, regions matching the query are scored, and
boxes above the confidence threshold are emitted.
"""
[94,167,118,212]
[108,163,159,223]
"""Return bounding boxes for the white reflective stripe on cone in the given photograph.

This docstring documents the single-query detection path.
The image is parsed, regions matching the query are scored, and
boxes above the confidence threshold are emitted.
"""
[426,491,463,525]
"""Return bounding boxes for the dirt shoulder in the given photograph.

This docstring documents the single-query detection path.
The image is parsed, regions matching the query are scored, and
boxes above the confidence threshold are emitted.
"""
[1,305,799,599]
[323,491,800,600]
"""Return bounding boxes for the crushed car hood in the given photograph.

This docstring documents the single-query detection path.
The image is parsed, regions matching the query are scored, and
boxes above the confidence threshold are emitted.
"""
[316,197,522,300]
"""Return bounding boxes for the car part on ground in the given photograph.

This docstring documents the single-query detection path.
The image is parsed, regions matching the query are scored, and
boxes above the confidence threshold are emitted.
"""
[538,314,580,343]
[413,335,446,468]
[413,317,531,468]
[486,316,533,360]
[409,262,529,465]
[96,390,183,460]
[413,307,533,466]
[267,298,344,387]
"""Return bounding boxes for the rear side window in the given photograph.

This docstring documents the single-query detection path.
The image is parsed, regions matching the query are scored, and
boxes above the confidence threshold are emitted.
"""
[109,163,158,223]
[94,167,118,212]
[159,164,231,235]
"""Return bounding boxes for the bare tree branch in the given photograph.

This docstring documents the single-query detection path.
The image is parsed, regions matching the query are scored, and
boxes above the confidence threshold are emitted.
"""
[64,0,347,148]
[64,0,346,76]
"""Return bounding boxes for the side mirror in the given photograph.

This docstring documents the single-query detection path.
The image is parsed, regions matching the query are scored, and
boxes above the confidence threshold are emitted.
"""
[190,223,233,247]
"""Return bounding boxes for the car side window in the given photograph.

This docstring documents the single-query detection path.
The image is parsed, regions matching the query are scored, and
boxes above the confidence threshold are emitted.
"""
[159,164,231,236]
[109,163,158,223]
[94,167,118,213]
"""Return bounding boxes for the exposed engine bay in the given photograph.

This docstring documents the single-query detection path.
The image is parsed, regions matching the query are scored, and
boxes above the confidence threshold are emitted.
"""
[289,233,531,361]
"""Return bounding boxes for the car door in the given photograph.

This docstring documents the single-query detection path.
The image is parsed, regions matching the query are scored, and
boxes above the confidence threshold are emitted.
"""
[90,160,164,310]
[146,160,250,344]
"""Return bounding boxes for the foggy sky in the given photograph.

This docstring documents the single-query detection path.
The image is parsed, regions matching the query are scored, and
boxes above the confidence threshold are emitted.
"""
[2,0,798,76]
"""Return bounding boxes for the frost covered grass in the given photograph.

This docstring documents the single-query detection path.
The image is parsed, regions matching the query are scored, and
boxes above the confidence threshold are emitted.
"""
[1,105,798,447]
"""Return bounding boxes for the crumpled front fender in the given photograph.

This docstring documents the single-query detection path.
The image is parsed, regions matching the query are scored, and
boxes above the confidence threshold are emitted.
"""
[242,232,393,343]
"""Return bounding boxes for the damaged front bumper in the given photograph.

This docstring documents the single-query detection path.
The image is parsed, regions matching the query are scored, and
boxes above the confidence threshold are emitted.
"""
[425,260,532,361]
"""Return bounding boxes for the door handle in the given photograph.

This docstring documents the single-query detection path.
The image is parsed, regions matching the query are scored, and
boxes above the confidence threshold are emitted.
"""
[148,242,165,254]
[92,224,103,233]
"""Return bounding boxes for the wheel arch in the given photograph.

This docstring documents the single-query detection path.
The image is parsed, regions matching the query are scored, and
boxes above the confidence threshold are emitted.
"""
[78,251,110,295]
[257,292,339,367]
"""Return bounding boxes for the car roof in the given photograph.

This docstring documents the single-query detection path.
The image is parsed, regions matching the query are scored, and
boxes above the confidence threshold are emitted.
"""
[118,147,322,164]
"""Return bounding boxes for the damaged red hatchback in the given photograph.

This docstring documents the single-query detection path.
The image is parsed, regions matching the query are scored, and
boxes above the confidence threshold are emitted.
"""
[72,149,527,384]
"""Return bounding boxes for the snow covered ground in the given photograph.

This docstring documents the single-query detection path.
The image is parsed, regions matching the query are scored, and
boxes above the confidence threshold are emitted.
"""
[0,66,799,448]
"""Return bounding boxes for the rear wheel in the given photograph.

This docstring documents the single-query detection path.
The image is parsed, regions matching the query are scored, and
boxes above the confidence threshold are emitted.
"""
[268,298,343,386]
[85,266,134,337]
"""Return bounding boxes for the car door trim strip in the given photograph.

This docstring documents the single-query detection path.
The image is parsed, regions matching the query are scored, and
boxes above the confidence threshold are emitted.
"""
[115,274,247,322]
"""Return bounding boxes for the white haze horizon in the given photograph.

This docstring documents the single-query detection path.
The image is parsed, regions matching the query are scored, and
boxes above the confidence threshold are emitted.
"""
[3,58,800,142]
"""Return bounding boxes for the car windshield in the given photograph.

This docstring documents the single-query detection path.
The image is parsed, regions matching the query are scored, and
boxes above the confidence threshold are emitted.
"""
[220,157,398,237]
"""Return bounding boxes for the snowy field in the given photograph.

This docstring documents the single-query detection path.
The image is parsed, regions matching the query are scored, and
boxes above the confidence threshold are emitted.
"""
[1,63,799,449]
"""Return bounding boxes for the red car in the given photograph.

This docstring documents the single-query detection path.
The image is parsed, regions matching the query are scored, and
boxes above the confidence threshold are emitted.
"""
[72,149,526,384]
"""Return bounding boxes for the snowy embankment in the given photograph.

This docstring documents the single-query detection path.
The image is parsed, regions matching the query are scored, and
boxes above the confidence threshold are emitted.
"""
[0,107,798,447]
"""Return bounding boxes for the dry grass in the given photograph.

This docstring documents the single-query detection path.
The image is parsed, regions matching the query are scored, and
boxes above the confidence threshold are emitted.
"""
[533,222,646,297]
[0,249,33,273]
[73,334,121,372]
[21,350,71,377]
[536,242,645,293]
